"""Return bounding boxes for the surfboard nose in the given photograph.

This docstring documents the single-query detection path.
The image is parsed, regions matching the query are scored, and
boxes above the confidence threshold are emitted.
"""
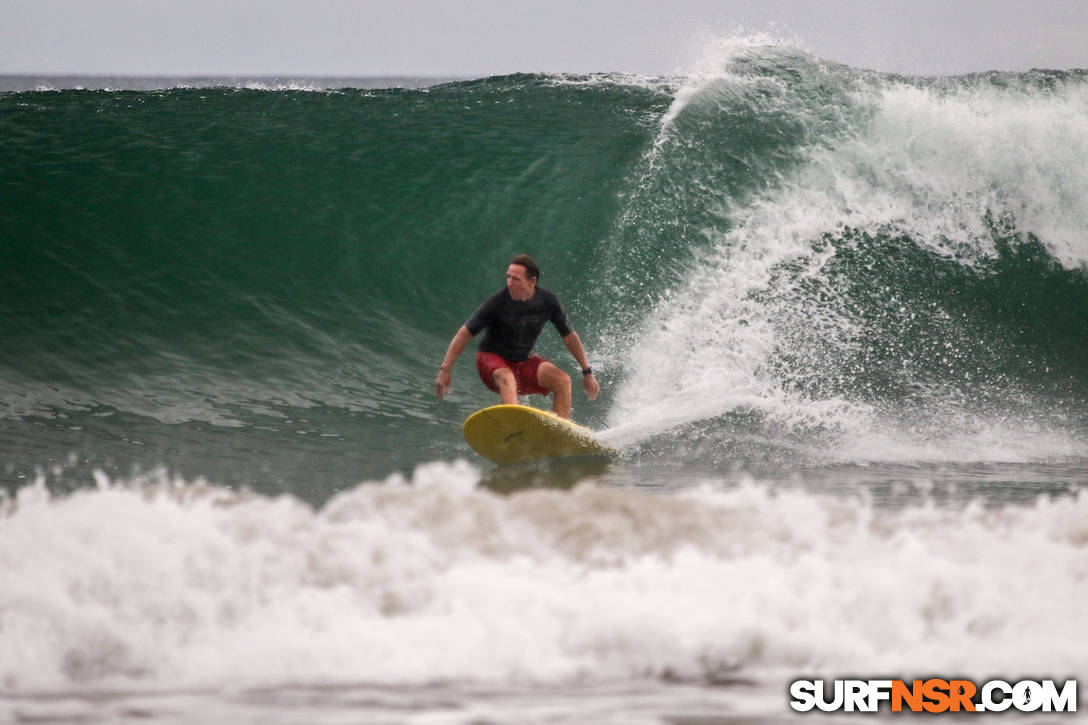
[463,404,612,464]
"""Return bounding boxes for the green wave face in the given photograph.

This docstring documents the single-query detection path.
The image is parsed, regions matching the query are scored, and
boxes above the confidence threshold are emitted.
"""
[2,54,1086,494]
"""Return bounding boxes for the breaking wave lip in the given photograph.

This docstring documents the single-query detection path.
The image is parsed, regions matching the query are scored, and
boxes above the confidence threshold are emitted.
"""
[2,461,1086,694]
[604,41,1088,461]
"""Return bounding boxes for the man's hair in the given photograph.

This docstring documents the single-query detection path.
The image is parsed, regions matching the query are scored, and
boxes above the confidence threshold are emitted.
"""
[510,254,540,280]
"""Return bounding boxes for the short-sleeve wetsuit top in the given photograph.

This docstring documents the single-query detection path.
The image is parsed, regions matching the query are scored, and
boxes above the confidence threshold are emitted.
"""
[465,287,572,362]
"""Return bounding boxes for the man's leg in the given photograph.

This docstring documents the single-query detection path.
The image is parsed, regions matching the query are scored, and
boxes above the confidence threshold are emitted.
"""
[491,367,519,405]
[536,362,572,419]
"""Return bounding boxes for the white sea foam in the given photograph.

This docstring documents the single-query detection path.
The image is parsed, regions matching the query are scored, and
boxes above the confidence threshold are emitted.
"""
[541,72,680,95]
[609,47,1088,460]
[1,462,1085,693]
[838,80,1088,268]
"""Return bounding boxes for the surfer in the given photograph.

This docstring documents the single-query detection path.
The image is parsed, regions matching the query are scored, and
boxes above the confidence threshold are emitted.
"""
[435,254,600,420]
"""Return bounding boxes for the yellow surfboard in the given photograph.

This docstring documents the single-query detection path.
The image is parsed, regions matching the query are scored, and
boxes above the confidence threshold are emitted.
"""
[462,404,613,464]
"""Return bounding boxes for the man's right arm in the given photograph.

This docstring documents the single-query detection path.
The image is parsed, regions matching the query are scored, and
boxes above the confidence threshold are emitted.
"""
[435,325,474,399]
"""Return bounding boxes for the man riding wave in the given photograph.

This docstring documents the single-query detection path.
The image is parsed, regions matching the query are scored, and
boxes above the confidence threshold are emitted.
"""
[435,254,600,419]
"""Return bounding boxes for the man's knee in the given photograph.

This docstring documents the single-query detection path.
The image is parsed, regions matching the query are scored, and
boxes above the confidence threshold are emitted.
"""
[539,363,570,393]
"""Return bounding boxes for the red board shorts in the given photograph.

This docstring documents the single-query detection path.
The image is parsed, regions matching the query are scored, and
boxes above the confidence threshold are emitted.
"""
[476,351,551,396]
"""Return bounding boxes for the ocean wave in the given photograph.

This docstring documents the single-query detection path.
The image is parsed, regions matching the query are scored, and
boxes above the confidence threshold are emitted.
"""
[1,43,1086,489]
[2,462,1085,692]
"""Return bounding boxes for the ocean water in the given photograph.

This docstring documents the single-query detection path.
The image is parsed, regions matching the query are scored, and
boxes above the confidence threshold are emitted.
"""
[2,40,1087,723]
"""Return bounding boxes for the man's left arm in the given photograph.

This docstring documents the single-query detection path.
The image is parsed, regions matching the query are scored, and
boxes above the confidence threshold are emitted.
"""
[561,331,600,401]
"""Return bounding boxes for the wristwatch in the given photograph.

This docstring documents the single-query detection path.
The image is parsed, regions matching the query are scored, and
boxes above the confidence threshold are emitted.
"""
[581,367,593,376]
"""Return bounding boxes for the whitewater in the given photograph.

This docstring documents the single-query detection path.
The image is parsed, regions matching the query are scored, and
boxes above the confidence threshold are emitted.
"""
[2,40,1086,723]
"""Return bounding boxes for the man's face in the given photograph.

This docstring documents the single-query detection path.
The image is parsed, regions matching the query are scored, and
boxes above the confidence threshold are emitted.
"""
[506,263,536,300]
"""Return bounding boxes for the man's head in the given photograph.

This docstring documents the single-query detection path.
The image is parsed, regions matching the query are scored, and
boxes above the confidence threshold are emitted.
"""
[510,254,539,280]
[506,254,539,301]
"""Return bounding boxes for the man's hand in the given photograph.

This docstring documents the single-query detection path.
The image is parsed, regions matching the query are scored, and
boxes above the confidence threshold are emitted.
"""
[583,372,600,401]
[436,327,472,400]
[435,367,452,398]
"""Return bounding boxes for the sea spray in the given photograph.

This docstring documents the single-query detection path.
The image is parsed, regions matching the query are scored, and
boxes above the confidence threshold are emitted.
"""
[606,45,1088,462]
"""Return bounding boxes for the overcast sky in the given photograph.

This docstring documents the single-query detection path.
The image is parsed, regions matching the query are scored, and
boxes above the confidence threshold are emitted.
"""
[2,0,1086,78]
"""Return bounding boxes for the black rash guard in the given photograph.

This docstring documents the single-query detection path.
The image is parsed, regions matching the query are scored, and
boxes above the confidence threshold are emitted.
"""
[465,287,573,362]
